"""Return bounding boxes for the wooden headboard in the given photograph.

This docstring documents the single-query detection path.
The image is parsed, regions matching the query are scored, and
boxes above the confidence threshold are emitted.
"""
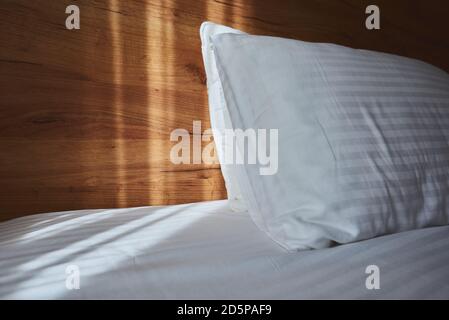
[1,0,448,221]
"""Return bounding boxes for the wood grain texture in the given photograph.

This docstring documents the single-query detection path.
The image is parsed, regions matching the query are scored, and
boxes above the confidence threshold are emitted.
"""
[0,0,448,221]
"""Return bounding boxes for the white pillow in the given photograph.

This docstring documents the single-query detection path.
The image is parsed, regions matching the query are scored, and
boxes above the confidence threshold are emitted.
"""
[211,25,449,250]
[200,22,247,212]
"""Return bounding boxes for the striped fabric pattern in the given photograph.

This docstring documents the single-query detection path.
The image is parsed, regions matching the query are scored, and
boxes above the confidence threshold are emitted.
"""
[1,201,449,299]
[315,47,449,241]
[211,33,449,250]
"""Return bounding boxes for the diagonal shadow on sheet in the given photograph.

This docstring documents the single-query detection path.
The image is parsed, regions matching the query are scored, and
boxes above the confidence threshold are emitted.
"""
[0,205,190,297]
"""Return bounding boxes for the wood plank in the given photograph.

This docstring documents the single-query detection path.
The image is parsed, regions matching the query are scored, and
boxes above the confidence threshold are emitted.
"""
[0,0,448,220]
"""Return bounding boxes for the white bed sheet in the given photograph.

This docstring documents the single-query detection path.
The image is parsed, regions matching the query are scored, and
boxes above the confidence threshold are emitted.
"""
[1,200,448,299]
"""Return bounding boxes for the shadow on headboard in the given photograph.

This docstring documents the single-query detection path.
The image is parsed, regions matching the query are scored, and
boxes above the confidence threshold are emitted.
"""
[0,0,448,221]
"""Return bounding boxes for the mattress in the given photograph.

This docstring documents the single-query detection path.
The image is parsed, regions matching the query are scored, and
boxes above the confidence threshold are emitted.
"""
[0,200,448,299]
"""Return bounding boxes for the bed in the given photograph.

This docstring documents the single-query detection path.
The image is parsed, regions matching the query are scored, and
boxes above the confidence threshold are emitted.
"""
[1,3,449,301]
[1,200,449,299]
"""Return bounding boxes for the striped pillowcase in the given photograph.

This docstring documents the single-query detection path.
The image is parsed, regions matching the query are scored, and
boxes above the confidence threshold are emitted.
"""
[212,31,449,251]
